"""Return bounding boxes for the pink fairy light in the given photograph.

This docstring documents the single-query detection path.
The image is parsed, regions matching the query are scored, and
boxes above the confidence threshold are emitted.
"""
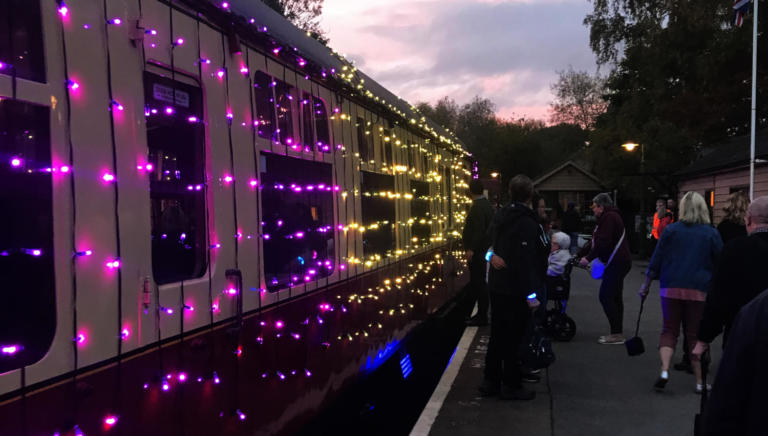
[221,2,230,8]
[109,18,121,25]
[164,106,175,115]
[145,29,157,35]
[178,373,187,382]
[1,345,20,355]
[249,179,258,188]
[213,371,221,384]
[237,409,246,421]
[102,172,115,182]
[162,381,170,391]
[187,116,198,123]
[240,66,248,74]
[223,175,234,183]
[75,333,86,344]
[226,112,234,120]
[58,3,68,17]
[120,328,130,339]
[68,80,79,91]
[216,69,225,79]
[225,287,237,295]
[175,37,184,46]
[60,165,71,173]
[275,320,284,329]
[111,100,123,111]
[272,47,282,55]
[10,157,21,167]
[106,259,120,269]
[104,415,118,427]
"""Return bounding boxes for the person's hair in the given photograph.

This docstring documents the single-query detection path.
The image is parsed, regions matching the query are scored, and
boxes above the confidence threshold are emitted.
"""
[469,179,485,196]
[747,196,768,225]
[592,192,613,208]
[723,191,750,224]
[678,191,711,225]
[656,198,666,205]
[508,174,535,203]
[551,231,571,250]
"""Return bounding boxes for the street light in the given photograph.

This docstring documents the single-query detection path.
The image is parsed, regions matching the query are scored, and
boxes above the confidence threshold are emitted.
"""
[490,172,499,178]
[621,142,645,167]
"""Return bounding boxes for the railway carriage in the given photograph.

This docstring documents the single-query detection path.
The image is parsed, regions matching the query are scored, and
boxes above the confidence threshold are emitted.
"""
[0,0,472,434]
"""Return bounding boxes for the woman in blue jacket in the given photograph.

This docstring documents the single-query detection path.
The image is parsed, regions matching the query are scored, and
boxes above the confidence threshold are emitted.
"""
[639,191,723,393]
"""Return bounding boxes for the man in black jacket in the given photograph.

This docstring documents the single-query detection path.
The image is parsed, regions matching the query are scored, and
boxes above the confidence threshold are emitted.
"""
[694,195,768,355]
[702,287,768,435]
[479,175,548,400]
[462,179,496,326]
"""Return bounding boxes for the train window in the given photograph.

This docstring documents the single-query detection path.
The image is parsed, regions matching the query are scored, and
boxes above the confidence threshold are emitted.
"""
[360,171,396,259]
[0,99,54,373]
[410,180,431,247]
[356,117,370,162]
[253,71,276,141]
[301,92,314,152]
[274,80,295,146]
[0,0,45,83]
[144,72,207,285]
[260,152,335,291]
[313,96,330,152]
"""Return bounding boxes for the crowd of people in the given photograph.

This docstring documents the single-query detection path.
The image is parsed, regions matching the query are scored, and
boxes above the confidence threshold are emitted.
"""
[461,174,768,434]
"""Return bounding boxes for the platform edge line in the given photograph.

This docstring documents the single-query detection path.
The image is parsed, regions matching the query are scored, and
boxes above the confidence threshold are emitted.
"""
[409,325,479,436]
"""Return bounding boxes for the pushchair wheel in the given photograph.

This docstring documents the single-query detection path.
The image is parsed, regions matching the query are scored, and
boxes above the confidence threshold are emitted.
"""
[545,310,577,342]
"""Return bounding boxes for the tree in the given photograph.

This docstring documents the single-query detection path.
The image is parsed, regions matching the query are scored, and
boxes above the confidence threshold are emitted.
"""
[549,67,608,129]
[263,0,328,44]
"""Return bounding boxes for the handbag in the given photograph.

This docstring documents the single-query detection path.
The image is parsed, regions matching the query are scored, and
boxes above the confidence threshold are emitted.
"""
[520,319,556,370]
[590,229,625,280]
[625,295,646,356]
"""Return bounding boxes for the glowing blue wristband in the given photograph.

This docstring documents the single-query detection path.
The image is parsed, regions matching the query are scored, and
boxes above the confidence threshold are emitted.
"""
[527,292,537,300]
[485,250,493,262]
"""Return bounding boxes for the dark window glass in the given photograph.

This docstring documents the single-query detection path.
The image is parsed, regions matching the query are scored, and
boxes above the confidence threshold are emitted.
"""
[357,117,370,162]
[313,96,330,152]
[253,71,276,141]
[410,180,431,247]
[301,92,314,152]
[144,72,207,285]
[361,171,396,259]
[260,153,335,291]
[0,0,45,83]
[0,99,54,373]
[274,80,295,147]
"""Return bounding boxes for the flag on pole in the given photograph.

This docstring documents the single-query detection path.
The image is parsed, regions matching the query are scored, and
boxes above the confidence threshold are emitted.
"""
[734,0,753,27]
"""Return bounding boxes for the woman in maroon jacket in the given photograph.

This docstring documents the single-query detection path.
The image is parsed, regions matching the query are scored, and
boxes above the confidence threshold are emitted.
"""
[579,193,632,344]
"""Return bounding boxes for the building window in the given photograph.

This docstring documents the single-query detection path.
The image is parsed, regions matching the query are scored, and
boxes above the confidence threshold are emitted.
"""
[260,152,335,291]
[357,117,370,162]
[274,79,295,147]
[0,99,54,373]
[253,71,276,141]
[313,96,330,152]
[0,0,45,83]
[361,171,396,259]
[144,72,207,285]
[410,180,431,247]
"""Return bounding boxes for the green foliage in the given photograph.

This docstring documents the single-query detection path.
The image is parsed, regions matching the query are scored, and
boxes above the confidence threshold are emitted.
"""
[582,0,768,202]
[263,0,328,44]
[418,97,588,194]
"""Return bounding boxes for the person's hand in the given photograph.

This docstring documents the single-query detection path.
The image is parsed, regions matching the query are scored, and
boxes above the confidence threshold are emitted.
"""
[579,257,589,268]
[465,250,473,262]
[638,284,650,298]
[490,254,507,270]
[527,298,540,310]
[692,341,709,360]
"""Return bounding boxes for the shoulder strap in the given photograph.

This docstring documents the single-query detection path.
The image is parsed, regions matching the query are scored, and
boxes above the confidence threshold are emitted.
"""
[605,229,626,267]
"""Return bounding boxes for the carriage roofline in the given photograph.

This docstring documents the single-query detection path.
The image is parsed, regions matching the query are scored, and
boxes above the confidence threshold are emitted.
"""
[181,0,467,154]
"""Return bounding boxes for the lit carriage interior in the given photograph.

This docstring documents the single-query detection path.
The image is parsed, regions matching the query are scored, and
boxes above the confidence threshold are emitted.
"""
[0,0,473,434]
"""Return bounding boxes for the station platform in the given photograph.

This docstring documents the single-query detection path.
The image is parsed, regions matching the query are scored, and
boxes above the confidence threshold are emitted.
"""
[410,263,723,436]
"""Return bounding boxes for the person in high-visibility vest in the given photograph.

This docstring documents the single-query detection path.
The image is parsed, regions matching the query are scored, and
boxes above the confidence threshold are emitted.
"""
[652,198,675,242]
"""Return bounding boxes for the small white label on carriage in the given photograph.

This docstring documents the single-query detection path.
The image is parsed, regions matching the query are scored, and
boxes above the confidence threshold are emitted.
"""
[153,84,190,108]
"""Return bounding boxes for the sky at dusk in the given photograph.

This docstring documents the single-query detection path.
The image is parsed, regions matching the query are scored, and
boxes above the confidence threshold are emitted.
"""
[321,0,597,121]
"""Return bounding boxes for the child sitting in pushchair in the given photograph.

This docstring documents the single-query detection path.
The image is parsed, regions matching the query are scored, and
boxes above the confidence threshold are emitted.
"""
[544,232,577,341]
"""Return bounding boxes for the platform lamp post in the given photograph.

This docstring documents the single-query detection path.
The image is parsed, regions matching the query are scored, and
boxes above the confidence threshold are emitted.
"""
[622,142,647,255]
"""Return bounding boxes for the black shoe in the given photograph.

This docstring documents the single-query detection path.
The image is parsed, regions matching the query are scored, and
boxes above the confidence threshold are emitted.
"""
[673,361,694,374]
[521,373,541,383]
[466,316,489,326]
[500,385,536,401]
[478,379,501,397]
[654,376,669,392]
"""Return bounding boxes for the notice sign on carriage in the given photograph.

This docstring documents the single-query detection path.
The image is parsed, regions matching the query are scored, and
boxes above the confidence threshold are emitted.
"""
[153,83,190,108]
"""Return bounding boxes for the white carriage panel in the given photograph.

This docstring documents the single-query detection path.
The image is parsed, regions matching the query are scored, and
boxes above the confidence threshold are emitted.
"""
[65,0,119,369]
[199,24,236,323]
[170,10,198,77]
[158,282,181,338]
[24,0,77,387]
[227,48,261,313]
[179,279,211,332]
[11,79,50,107]
[104,0,155,354]
[0,371,20,397]
[141,0,171,68]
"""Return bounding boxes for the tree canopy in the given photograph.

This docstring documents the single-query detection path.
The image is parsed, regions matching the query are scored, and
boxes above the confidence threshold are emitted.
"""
[549,67,607,129]
[263,0,328,44]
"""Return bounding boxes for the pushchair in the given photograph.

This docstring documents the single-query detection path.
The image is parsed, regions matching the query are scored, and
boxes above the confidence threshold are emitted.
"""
[543,258,578,342]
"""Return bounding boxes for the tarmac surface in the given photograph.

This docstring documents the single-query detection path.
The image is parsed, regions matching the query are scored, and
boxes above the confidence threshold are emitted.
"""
[419,261,724,436]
